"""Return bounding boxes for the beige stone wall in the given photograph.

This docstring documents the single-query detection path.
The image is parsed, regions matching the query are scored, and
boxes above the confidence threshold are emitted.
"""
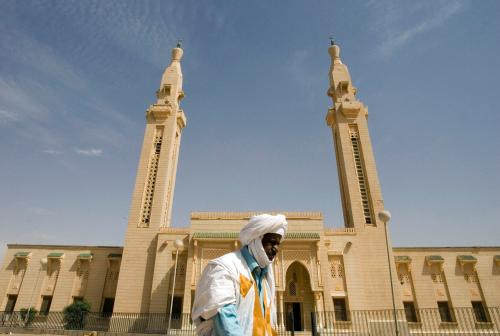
[0,245,122,312]
[148,229,189,313]
[394,247,500,309]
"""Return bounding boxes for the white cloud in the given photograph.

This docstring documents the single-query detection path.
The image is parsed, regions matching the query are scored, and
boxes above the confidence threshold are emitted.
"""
[0,28,133,151]
[0,78,66,148]
[42,149,63,155]
[0,26,87,91]
[0,109,18,123]
[32,2,180,68]
[75,148,103,157]
[369,0,465,58]
[28,207,55,216]
[0,78,50,121]
[26,2,229,68]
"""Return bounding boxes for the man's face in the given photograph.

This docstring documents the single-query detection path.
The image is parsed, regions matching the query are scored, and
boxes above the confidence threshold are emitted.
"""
[261,233,282,261]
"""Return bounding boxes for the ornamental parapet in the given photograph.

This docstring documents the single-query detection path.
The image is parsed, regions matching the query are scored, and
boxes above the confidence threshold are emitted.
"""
[190,211,323,220]
[324,227,356,236]
[159,227,190,235]
[191,231,320,240]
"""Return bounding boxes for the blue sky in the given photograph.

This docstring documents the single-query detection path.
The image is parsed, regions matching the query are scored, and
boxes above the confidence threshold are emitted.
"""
[1,1,499,261]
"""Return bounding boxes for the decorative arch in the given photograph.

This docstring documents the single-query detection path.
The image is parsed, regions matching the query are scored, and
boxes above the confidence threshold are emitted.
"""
[284,260,310,279]
[284,261,313,299]
[284,261,314,332]
[282,250,314,287]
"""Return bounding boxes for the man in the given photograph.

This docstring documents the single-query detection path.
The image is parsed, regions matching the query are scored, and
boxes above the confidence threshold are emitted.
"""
[192,213,287,336]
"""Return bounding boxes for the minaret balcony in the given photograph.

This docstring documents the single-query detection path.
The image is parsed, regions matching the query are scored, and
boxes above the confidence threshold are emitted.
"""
[338,101,362,119]
[325,107,335,126]
[146,104,173,122]
[177,110,187,129]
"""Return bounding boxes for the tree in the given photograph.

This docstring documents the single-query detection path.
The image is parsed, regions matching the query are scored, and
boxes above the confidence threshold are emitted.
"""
[63,300,91,330]
[20,307,37,326]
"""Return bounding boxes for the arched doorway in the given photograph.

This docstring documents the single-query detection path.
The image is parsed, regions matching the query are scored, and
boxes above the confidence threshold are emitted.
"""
[284,261,313,331]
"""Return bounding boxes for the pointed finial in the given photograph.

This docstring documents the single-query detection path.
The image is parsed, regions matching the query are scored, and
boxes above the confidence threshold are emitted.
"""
[171,39,184,62]
[328,37,342,64]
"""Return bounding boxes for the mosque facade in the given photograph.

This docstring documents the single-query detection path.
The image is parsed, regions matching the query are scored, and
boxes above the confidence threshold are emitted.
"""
[1,44,499,332]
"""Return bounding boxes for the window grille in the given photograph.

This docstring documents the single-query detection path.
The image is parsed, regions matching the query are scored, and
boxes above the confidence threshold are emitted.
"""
[431,271,445,284]
[329,258,345,279]
[349,126,373,224]
[330,262,336,278]
[398,272,411,284]
[289,281,297,296]
[464,270,479,283]
[337,263,344,278]
[174,255,187,277]
[140,127,163,227]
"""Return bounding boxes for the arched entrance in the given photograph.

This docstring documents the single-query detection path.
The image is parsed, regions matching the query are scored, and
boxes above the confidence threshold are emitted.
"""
[284,261,313,331]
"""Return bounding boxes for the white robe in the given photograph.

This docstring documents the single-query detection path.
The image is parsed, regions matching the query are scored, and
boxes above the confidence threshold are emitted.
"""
[192,250,277,336]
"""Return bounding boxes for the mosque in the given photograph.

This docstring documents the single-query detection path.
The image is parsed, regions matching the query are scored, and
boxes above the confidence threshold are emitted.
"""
[1,43,499,333]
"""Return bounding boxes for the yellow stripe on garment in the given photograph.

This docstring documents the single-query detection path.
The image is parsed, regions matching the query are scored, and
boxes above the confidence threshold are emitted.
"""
[252,279,277,336]
[240,274,253,298]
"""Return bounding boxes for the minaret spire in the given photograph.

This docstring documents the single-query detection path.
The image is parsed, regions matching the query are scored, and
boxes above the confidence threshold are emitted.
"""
[329,42,342,65]
[326,42,356,109]
[156,44,185,106]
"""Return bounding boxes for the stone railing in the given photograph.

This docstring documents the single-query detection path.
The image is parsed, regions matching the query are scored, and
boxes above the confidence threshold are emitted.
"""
[324,227,356,235]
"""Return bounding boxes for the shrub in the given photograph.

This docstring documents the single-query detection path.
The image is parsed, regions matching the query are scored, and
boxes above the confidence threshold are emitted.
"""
[20,307,37,326]
[63,300,91,330]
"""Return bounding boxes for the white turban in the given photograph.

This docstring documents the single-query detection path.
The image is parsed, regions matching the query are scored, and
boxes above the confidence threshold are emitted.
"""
[239,213,288,245]
[239,214,288,268]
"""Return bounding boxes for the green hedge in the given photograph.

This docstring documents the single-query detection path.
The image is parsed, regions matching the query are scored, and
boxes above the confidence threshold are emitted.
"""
[19,307,37,326]
[63,300,91,330]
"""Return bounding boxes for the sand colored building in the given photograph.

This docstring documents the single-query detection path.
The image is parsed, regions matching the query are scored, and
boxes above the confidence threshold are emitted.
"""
[1,43,499,332]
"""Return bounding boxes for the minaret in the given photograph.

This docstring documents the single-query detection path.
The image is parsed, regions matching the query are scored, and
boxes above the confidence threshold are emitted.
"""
[325,41,402,310]
[114,44,187,313]
[326,41,384,228]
